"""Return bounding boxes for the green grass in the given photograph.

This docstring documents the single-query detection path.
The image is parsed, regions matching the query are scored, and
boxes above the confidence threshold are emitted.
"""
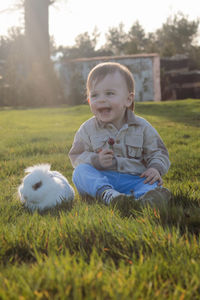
[0,99,200,299]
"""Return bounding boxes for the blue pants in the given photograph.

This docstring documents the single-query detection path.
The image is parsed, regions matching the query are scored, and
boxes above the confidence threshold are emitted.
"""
[72,164,158,199]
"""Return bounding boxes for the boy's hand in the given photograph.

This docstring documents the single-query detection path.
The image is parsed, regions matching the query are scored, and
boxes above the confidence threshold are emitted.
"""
[98,149,114,168]
[140,168,163,186]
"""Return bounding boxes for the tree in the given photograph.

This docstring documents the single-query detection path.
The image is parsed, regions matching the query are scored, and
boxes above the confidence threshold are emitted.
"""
[0,0,62,63]
[104,21,157,56]
[60,29,101,59]
[0,27,24,61]
[24,0,51,65]
[0,0,66,106]
[155,13,200,57]
[23,0,63,105]
[105,23,128,55]
[144,32,159,54]
[124,21,147,54]
[0,26,63,106]
[74,30,99,57]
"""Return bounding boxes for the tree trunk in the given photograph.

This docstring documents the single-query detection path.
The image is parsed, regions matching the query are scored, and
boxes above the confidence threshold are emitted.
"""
[25,0,50,65]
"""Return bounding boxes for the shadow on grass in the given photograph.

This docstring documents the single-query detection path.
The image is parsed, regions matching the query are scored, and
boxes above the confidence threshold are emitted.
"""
[166,192,200,235]
[82,192,200,235]
[3,194,200,267]
[20,200,74,217]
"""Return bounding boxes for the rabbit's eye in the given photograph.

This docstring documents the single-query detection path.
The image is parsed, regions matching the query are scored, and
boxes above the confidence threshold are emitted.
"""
[32,181,42,190]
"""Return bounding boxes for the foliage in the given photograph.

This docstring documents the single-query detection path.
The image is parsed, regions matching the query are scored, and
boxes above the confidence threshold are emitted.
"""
[124,21,147,54]
[0,100,200,298]
[67,72,85,106]
[59,29,112,59]
[0,26,64,107]
[59,31,98,59]
[0,10,200,107]
[103,13,200,63]
[155,13,200,57]
[105,23,128,55]
[56,12,200,70]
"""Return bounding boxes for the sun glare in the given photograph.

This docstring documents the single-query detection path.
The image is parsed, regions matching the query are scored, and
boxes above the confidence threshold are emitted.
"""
[0,1,23,36]
[48,0,200,47]
[0,0,199,47]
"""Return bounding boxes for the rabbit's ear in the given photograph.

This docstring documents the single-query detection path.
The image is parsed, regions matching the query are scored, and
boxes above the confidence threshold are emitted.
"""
[25,166,36,173]
[25,164,51,173]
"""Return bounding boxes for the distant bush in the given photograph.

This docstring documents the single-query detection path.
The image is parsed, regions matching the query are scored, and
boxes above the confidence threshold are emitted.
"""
[65,72,86,106]
[0,60,65,107]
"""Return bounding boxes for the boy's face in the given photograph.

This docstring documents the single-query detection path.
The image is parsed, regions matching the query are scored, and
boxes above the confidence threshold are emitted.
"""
[88,71,134,129]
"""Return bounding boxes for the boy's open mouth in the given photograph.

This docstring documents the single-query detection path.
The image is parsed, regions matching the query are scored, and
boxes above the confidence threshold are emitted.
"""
[98,107,111,113]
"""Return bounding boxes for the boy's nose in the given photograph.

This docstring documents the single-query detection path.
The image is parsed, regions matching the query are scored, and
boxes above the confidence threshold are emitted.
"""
[97,96,106,103]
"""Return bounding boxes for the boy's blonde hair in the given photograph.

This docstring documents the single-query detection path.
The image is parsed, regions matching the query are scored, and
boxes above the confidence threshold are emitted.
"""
[87,62,135,110]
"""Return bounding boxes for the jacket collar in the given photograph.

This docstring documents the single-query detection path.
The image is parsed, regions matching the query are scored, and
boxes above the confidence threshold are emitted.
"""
[126,109,138,125]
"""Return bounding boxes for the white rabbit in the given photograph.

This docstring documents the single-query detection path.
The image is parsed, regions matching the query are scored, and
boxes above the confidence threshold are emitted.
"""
[18,164,75,211]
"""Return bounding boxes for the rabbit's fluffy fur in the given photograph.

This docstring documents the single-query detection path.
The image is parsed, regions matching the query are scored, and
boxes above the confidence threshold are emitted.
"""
[18,164,75,211]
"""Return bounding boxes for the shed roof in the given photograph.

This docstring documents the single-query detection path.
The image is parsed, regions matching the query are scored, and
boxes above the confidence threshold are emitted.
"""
[63,53,159,63]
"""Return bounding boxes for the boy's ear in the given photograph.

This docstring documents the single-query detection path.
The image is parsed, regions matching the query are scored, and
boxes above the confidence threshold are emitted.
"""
[126,92,134,108]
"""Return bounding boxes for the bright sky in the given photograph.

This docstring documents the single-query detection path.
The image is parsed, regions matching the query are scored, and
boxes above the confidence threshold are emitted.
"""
[0,0,199,47]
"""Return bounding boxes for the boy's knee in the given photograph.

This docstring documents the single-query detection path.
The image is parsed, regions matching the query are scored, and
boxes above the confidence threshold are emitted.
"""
[73,164,84,180]
[72,164,93,181]
[73,163,91,173]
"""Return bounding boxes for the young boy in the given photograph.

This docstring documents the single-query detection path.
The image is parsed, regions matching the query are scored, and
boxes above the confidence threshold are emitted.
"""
[69,62,171,207]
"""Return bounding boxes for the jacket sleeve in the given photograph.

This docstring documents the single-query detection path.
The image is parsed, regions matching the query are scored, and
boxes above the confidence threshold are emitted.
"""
[142,125,170,176]
[69,126,104,169]
[68,125,117,170]
[69,127,94,168]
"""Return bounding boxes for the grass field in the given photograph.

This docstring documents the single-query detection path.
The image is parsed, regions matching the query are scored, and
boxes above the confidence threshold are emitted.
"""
[0,99,200,299]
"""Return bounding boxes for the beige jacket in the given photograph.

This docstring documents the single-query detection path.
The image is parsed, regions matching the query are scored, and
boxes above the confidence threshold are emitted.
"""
[69,109,170,176]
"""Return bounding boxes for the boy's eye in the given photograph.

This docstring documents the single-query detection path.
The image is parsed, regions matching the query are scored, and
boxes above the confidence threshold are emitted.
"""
[91,93,97,98]
[106,91,114,96]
